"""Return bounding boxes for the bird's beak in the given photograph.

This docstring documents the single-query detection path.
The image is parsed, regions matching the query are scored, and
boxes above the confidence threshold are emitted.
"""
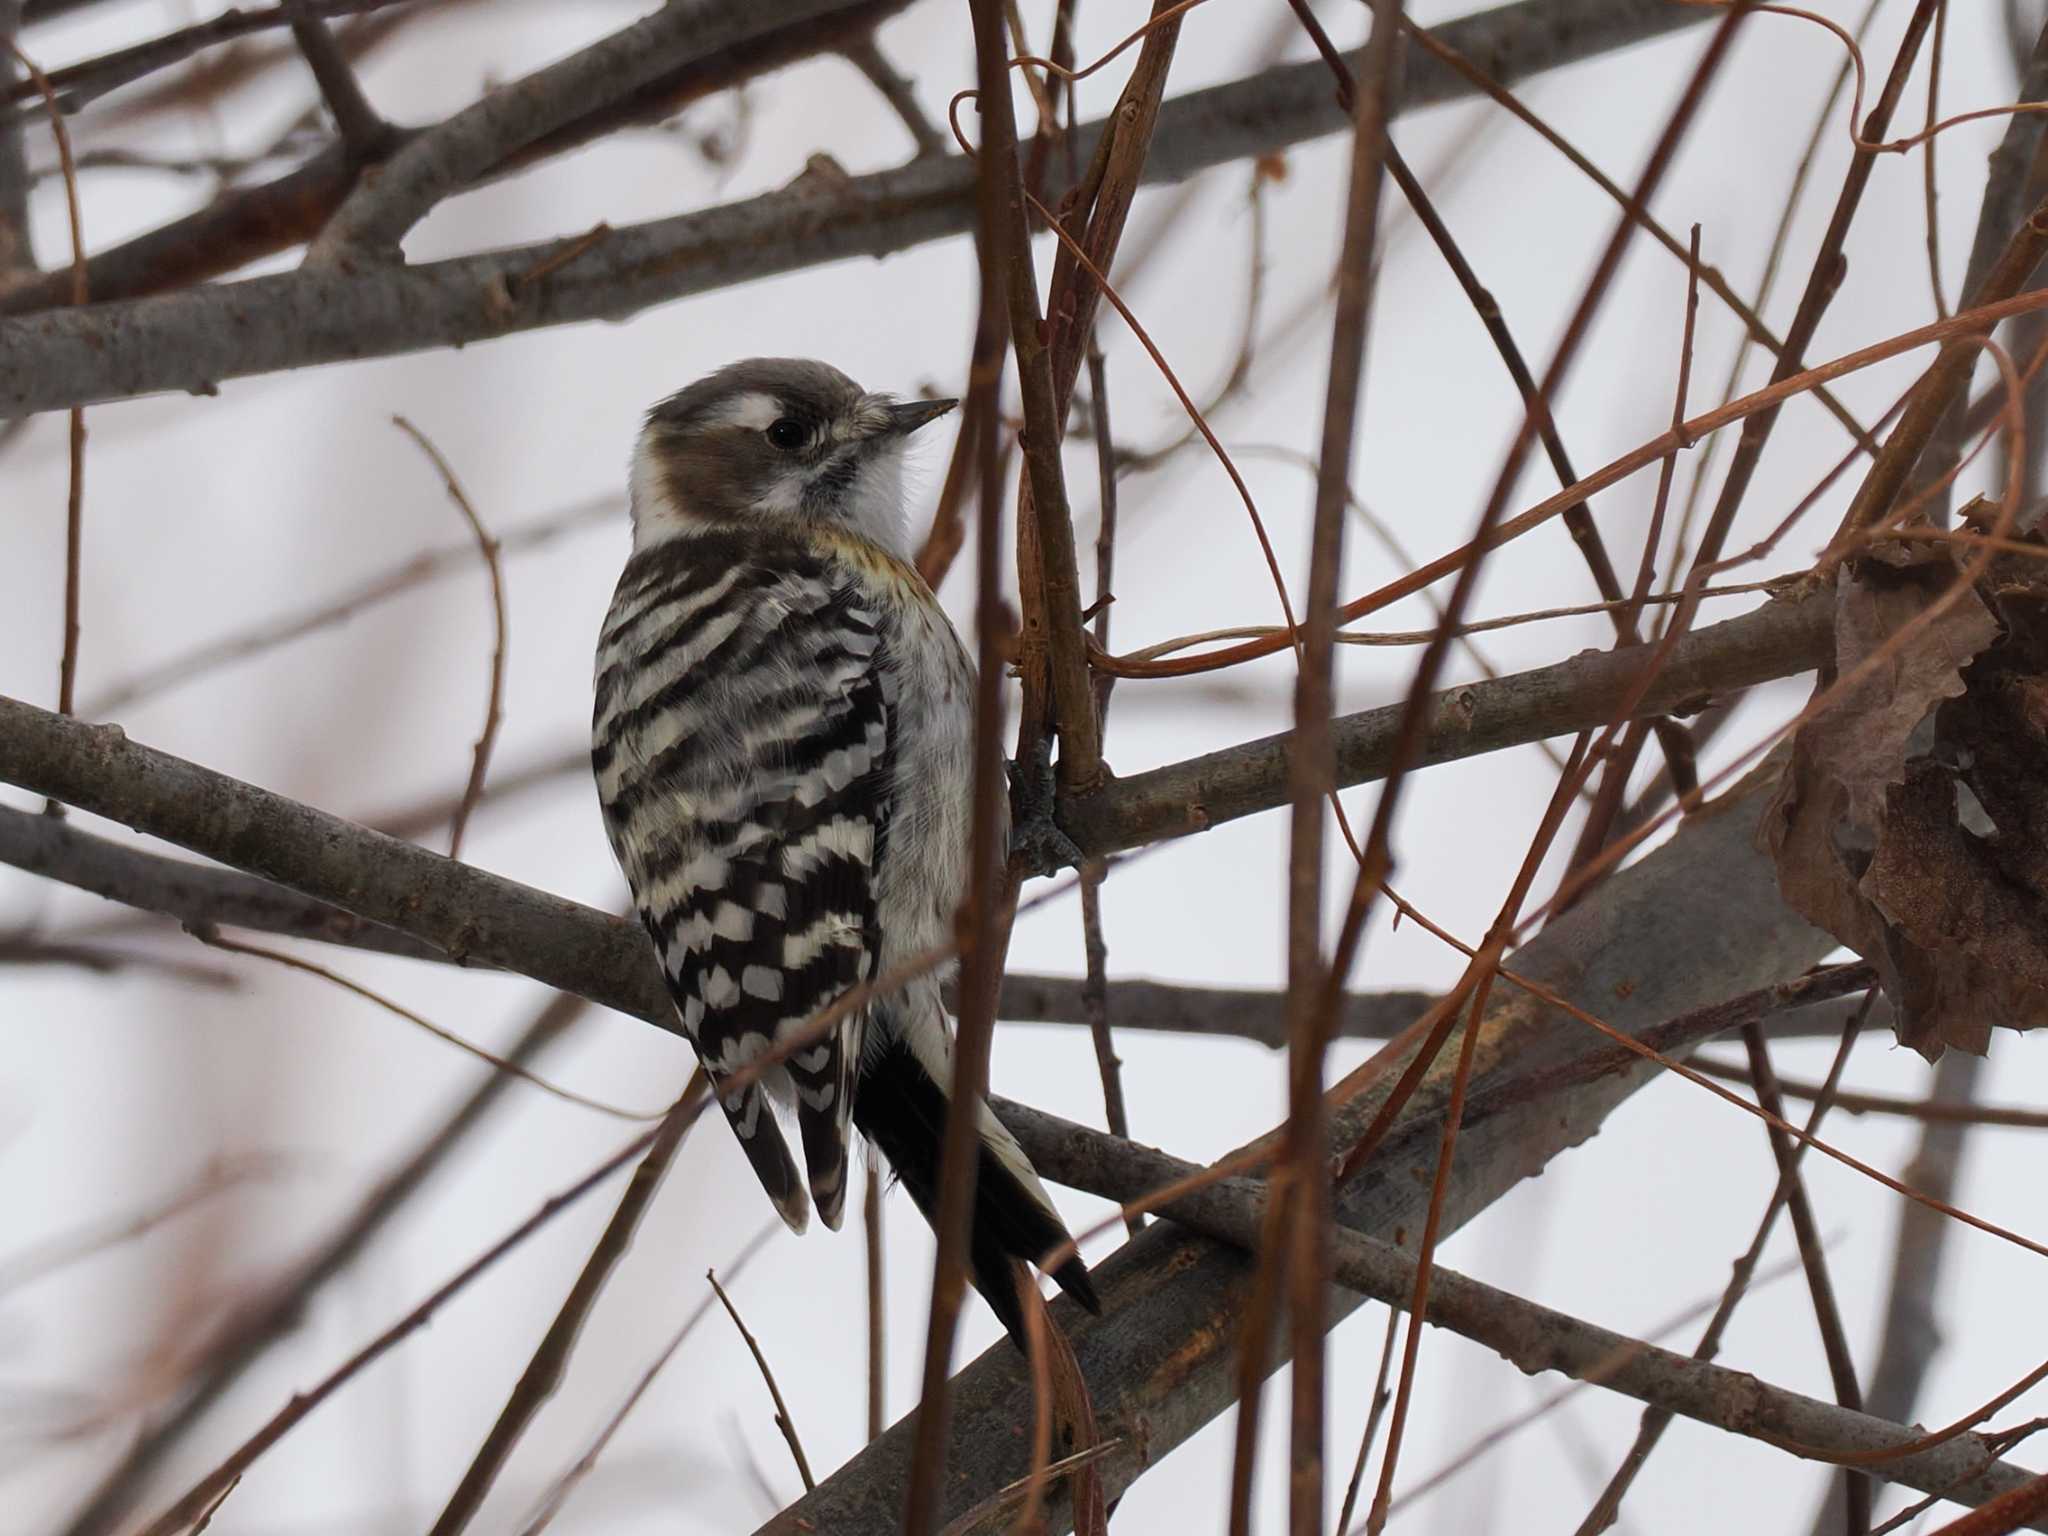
[882,397,959,436]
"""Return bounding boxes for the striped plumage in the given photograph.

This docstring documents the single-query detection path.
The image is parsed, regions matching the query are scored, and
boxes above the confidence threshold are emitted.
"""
[592,359,1098,1342]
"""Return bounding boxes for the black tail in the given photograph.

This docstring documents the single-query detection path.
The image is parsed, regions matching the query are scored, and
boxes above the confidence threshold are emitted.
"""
[853,1029,1100,1346]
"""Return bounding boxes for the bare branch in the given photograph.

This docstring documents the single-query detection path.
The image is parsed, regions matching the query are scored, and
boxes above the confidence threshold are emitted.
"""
[842,34,945,157]
[515,1223,781,1535]
[709,1267,817,1494]
[82,495,613,719]
[1806,1049,1986,1536]
[390,416,507,863]
[1061,589,1832,859]
[2,3,904,311]
[0,0,1715,416]
[1,1,406,121]
[988,1099,2048,1531]
[282,0,391,159]
[426,1080,703,1536]
[307,0,902,264]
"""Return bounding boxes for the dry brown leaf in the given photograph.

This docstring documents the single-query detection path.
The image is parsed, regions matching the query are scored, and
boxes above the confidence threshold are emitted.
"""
[1759,547,2048,1058]
[1812,558,1997,832]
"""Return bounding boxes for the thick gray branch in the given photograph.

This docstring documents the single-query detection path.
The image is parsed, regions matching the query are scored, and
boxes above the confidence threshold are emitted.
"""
[0,0,1711,416]
[991,1100,2047,1532]
[0,703,675,1023]
[761,765,1838,1533]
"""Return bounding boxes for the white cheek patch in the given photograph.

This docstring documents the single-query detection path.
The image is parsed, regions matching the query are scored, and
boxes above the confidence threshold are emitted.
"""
[628,432,686,551]
[708,392,786,432]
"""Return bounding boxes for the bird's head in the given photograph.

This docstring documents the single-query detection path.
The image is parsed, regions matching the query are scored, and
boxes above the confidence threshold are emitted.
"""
[630,358,957,557]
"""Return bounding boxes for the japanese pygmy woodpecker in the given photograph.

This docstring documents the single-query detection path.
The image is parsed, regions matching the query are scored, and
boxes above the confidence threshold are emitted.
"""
[591,358,1099,1343]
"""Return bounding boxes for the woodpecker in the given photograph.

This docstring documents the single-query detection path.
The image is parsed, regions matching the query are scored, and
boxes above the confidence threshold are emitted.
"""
[591,358,1099,1343]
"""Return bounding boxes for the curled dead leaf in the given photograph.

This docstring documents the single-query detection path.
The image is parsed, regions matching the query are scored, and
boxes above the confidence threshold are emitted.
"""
[1760,544,2048,1058]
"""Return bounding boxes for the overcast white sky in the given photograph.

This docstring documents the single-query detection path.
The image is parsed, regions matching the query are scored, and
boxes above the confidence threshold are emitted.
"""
[4,1,2047,1532]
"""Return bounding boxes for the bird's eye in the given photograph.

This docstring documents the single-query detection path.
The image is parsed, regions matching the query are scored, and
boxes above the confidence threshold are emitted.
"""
[766,417,806,451]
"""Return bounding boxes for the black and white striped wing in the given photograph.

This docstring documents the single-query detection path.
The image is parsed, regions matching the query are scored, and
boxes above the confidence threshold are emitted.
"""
[594,550,890,1233]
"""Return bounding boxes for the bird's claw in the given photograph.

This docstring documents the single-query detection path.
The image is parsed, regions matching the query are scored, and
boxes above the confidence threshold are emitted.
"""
[1007,739,1085,878]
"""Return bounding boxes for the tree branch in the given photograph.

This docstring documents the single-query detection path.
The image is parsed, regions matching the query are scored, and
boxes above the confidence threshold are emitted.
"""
[1061,589,1831,859]
[986,1098,2048,1530]
[308,0,871,264]
[0,0,914,312]
[759,763,1838,1532]
[282,0,392,162]
[0,0,1714,415]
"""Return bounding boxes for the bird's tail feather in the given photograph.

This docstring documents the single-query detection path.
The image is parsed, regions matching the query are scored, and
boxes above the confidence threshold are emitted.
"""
[852,1019,1099,1345]
[715,1075,809,1235]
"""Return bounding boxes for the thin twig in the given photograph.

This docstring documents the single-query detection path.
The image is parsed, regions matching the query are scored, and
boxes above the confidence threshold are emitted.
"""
[425,1078,705,1536]
[1743,1021,1871,1534]
[1335,1304,1402,1534]
[1923,0,1950,318]
[1078,331,1135,1226]
[842,32,944,155]
[1689,1055,2039,1127]
[194,928,654,1121]
[709,1268,816,1493]
[135,1121,671,1536]
[900,13,1027,1526]
[1272,2,1404,1528]
[1573,997,1873,1533]
[6,38,84,750]
[1366,742,1593,1533]
[83,494,610,719]
[514,1223,780,1534]
[1808,1048,1987,1536]
[1662,0,1884,599]
[391,416,507,863]
[1563,220,1706,889]
[0,1156,290,1298]
[282,0,390,159]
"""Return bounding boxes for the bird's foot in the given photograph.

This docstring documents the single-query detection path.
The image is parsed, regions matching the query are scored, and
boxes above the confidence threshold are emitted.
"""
[1007,738,1085,878]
